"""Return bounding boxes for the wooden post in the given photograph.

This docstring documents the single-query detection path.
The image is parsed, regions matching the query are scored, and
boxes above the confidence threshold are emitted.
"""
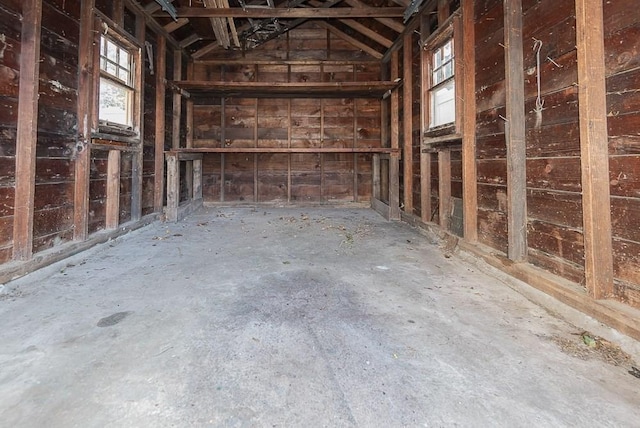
[372,154,381,200]
[185,60,194,199]
[13,0,42,260]
[438,149,451,228]
[154,35,166,212]
[172,49,182,150]
[461,0,477,241]
[193,159,203,200]
[403,33,414,214]
[389,50,401,219]
[504,0,527,261]
[165,153,179,222]
[131,13,145,221]
[576,0,614,299]
[106,150,121,229]
[420,15,431,223]
[74,0,95,241]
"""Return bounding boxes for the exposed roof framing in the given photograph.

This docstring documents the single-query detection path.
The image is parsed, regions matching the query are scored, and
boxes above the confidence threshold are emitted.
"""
[142,0,409,58]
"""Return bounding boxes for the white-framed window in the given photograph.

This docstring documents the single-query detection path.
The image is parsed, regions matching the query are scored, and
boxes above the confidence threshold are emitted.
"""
[99,34,136,130]
[429,38,455,128]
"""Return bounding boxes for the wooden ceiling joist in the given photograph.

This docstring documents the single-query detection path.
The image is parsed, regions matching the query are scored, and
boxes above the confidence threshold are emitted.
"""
[172,80,399,98]
[161,7,405,19]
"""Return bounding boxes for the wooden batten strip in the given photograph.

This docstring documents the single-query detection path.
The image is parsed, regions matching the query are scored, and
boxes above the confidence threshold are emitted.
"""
[154,35,167,212]
[504,0,527,262]
[575,0,614,299]
[12,0,43,260]
[461,0,477,242]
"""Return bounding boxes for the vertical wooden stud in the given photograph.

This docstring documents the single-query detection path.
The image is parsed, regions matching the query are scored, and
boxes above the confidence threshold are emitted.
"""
[420,15,432,223]
[287,98,292,203]
[172,49,182,150]
[193,159,203,200]
[462,0,478,241]
[504,0,527,261]
[131,13,145,221]
[153,35,166,212]
[165,153,179,222]
[438,149,451,229]
[389,50,401,219]
[13,0,43,260]
[576,0,614,299]
[403,33,414,214]
[372,154,381,201]
[106,150,121,229]
[74,0,95,241]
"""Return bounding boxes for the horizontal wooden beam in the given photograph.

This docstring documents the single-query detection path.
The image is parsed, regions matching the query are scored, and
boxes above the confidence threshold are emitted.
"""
[167,147,399,154]
[174,80,398,98]
[160,7,405,18]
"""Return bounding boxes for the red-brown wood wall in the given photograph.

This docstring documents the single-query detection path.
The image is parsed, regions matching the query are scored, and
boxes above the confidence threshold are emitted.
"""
[191,24,382,204]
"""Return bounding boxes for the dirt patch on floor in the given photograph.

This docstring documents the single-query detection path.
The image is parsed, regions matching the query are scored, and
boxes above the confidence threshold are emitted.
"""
[551,331,635,367]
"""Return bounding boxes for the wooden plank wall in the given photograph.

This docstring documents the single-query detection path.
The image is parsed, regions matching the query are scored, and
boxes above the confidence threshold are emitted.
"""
[31,0,79,253]
[0,0,167,269]
[0,0,23,263]
[191,23,382,204]
[604,1,640,307]
[474,0,509,253]
[522,0,585,282]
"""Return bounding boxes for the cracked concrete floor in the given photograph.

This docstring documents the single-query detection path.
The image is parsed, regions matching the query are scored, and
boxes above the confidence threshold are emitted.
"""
[1,207,639,427]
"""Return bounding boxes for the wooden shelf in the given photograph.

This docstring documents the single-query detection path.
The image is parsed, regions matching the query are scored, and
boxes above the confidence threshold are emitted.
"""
[171,80,399,98]
[166,147,399,154]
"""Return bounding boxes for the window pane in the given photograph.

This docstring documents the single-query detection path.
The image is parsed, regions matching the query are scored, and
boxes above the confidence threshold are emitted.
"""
[442,40,452,62]
[430,78,455,127]
[433,49,441,68]
[106,41,117,62]
[99,78,132,126]
[106,62,117,76]
[118,69,130,84]
[118,50,130,68]
[443,61,453,80]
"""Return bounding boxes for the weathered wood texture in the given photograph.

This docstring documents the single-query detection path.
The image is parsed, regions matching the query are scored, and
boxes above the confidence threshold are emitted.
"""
[522,0,585,285]
[192,23,382,203]
[0,2,22,263]
[604,0,640,307]
[32,1,79,254]
[475,0,508,253]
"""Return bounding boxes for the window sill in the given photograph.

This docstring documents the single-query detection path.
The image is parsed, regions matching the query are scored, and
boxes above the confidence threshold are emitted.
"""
[422,131,462,152]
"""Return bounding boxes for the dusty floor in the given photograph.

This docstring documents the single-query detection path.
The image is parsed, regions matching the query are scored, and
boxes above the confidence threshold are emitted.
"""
[1,207,639,427]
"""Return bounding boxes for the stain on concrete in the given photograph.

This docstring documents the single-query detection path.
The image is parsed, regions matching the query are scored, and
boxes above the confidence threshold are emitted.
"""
[97,311,132,327]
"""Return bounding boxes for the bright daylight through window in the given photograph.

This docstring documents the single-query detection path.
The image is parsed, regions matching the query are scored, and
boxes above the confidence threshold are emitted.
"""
[429,39,455,128]
[99,35,134,128]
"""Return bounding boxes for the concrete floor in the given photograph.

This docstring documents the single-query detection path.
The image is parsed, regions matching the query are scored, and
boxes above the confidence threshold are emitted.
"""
[1,207,639,427]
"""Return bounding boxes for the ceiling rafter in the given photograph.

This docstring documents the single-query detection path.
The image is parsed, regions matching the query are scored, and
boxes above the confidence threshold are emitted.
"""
[159,7,405,18]
[342,0,405,33]
[317,20,383,59]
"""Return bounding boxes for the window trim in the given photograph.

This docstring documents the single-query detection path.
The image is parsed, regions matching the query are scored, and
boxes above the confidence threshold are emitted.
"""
[421,13,462,141]
[92,16,142,141]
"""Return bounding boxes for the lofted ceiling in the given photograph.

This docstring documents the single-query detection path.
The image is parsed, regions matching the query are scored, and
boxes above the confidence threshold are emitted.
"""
[138,0,413,59]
